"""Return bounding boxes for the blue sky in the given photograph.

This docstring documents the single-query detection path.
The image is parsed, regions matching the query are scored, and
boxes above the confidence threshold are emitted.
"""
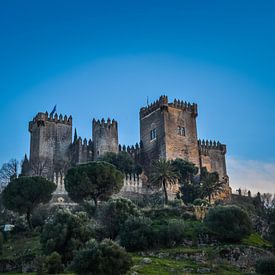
[0,1,274,192]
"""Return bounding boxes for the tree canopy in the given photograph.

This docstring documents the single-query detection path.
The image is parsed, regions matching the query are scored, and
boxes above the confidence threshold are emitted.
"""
[2,176,56,228]
[99,151,142,175]
[172,159,200,204]
[150,159,178,204]
[65,161,123,206]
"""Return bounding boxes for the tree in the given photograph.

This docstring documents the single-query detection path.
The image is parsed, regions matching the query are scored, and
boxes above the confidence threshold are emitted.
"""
[119,216,153,251]
[70,239,132,275]
[0,159,18,190]
[41,209,94,263]
[150,159,178,204]
[46,252,64,274]
[99,197,141,239]
[172,159,200,204]
[200,167,224,203]
[2,176,56,229]
[99,151,142,174]
[65,161,123,206]
[204,206,252,242]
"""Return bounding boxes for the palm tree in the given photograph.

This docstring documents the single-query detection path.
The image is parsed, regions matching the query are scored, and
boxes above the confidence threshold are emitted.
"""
[200,167,224,203]
[150,159,179,204]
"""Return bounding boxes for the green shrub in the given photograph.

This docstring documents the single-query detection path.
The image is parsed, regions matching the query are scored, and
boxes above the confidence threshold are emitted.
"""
[41,209,94,262]
[70,238,132,275]
[204,205,252,242]
[256,257,275,275]
[31,205,53,228]
[119,216,153,251]
[152,219,187,247]
[99,197,141,239]
[46,252,64,274]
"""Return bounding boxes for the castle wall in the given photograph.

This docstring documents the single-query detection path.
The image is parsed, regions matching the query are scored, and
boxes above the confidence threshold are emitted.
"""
[198,140,227,180]
[140,104,166,167]
[29,112,72,178]
[71,138,93,164]
[164,102,200,167]
[140,96,200,168]
[92,118,118,159]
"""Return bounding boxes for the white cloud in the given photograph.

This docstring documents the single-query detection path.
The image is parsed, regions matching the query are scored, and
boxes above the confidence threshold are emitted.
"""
[227,157,275,195]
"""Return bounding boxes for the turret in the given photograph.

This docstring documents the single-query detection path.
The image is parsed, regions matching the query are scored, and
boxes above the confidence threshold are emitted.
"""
[28,112,72,179]
[92,118,118,159]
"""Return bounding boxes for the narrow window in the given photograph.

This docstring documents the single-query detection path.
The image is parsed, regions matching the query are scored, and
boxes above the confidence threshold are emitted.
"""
[150,128,156,140]
[177,126,185,136]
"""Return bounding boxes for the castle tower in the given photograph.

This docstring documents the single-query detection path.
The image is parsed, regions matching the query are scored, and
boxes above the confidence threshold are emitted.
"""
[28,112,72,179]
[140,95,200,168]
[92,118,118,159]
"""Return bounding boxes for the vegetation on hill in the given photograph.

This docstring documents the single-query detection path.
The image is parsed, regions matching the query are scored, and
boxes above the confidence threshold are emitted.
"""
[0,154,275,274]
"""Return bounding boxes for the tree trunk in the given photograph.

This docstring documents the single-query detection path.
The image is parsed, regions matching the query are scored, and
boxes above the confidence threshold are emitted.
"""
[163,179,168,205]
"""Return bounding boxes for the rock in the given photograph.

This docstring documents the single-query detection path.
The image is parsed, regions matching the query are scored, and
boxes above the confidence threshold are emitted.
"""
[131,272,138,275]
[141,258,152,264]
[197,267,211,273]
[157,252,169,259]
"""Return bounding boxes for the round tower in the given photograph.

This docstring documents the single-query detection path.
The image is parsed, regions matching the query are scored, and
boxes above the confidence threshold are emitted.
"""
[92,118,118,159]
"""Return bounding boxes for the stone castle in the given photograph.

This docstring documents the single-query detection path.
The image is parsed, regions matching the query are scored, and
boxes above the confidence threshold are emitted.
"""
[22,95,230,199]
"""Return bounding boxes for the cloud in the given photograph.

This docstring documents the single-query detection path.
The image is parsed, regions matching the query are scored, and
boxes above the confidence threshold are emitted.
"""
[227,157,275,195]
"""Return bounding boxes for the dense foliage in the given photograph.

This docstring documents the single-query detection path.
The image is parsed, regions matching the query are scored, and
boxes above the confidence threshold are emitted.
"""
[256,257,275,275]
[45,252,64,274]
[204,205,252,242]
[40,209,94,262]
[150,159,178,204]
[70,239,132,275]
[2,176,56,229]
[99,197,141,239]
[99,151,142,174]
[65,161,123,205]
[120,216,153,251]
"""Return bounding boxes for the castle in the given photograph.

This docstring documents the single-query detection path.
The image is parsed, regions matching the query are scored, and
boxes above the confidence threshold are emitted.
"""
[22,95,230,200]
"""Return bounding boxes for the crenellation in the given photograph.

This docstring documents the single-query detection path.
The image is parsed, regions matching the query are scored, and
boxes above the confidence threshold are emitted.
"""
[26,94,230,202]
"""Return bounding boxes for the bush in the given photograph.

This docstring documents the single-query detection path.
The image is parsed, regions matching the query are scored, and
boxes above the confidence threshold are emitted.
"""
[99,197,141,239]
[119,216,153,251]
[204,206,252,242]
[41,209,94,262]
[70,239,132,275]
[152,219,187,247]
[46,252,64,274]
[31,205,54,228]
[256,257,275,275]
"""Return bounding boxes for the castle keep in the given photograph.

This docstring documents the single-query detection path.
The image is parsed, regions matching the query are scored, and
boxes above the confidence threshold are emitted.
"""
[22,95,230,198]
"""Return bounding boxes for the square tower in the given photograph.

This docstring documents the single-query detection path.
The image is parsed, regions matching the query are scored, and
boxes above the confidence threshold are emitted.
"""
[140,96,200,168]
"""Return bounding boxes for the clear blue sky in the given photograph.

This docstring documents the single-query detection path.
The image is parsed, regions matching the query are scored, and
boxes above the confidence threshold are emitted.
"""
[0,1,275,191]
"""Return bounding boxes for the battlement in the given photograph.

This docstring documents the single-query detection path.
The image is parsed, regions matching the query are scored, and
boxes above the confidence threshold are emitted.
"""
[29,112,72,132]
[168,99,198,116]
[119,142,142,154]
[140,95,197,118]
[198,139,226,154]
[140,95,168,118]
[75,137,93,147]
[92,118,117,129]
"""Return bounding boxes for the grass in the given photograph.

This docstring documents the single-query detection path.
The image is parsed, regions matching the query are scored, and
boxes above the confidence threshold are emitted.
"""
[241,233,272,249]
[1,232,41,260]
[129,246,247,275]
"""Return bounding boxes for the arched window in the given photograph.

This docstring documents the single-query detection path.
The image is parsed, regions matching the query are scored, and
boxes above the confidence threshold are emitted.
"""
[177,126,185,136]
